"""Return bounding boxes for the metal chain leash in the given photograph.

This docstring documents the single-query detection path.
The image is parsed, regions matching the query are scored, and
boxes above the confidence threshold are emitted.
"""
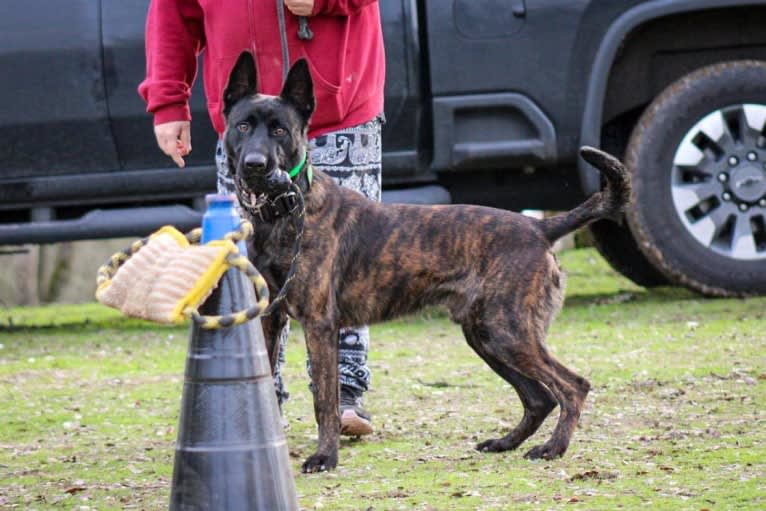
[262,181,305,316]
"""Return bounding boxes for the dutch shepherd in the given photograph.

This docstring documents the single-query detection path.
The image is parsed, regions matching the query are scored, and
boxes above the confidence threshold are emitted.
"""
[221,52,630,473]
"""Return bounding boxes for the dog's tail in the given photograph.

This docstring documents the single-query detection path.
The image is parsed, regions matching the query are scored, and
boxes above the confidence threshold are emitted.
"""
[538,146,631,243]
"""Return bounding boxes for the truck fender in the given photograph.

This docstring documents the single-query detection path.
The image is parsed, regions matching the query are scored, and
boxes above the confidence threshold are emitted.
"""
[578,0,765,194]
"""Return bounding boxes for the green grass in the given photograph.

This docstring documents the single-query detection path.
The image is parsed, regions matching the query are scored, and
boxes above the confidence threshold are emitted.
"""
[1,248,764,510]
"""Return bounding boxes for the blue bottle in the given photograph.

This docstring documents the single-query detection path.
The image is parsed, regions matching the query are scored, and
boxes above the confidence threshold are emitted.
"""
[200,193,247,253]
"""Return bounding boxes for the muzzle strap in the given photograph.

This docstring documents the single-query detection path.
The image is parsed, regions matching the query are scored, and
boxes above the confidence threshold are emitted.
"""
[252,191,300,223]
[243,152,310,222]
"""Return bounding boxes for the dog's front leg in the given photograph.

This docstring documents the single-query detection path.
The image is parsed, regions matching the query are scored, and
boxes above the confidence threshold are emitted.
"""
[301,321,340,473]
[260,310,289,374]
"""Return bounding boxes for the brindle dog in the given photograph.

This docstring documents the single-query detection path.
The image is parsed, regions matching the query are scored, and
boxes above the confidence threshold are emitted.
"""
[222,52,630,473]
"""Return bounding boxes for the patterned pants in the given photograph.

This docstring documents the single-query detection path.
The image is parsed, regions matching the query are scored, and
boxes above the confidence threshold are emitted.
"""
[216,118,382,403]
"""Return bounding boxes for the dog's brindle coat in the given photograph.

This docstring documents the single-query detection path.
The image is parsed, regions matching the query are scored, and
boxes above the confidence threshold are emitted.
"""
[222,53,630,473]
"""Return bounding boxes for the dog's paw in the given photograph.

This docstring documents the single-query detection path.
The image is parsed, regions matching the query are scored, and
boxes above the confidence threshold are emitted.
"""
[476,437,519,453]
[523,441,566,460]
[301,451,338,473]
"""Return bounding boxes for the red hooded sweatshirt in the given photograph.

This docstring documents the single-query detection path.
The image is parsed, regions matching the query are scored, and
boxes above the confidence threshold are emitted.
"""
[138,0,385,139]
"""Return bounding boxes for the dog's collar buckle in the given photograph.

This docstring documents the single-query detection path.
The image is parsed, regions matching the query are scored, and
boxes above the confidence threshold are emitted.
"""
[252,191,299,223]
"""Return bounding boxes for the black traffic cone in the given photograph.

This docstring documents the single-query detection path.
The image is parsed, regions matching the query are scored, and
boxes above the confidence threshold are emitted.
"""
[169,194,298,511]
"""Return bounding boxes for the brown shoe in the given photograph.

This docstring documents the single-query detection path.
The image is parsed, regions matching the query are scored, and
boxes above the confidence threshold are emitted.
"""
[340,386,373,436]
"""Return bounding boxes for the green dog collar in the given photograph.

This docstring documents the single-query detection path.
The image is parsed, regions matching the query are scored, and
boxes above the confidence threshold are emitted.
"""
[287,152,311,184]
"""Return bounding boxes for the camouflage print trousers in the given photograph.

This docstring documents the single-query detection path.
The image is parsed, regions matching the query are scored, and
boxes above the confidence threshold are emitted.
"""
[216,117,382,403]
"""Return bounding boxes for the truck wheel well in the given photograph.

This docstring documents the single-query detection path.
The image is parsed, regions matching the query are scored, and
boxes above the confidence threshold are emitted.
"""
[601,5,766,146]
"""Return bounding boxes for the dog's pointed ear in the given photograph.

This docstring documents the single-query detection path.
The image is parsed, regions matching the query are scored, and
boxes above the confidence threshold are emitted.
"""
[280,59,315,123]
[223,51,257,117]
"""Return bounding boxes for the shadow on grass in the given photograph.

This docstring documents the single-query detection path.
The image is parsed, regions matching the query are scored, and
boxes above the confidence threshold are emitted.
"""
[563,286,699,308]
[0,319,173,333]
[0,304,178,333]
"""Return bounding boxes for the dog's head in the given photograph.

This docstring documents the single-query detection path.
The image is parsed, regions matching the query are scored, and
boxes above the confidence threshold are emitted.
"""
[222,52,315,197]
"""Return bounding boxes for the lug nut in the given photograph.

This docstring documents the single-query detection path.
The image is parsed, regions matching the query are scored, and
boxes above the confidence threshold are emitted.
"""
[717,172,729,182]
[748,151,758,161]
[739,203,749,212]
[722,192,732,201]
[760,198,766,207]
[728,156,739,166]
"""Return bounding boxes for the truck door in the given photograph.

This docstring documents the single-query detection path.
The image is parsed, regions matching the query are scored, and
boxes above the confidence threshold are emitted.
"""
[0,1,119,179]
[423,0,562,172]
[101,0,217,172]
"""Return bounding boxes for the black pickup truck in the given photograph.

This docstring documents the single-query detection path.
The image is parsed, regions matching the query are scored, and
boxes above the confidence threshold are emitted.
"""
[2,0,766,297]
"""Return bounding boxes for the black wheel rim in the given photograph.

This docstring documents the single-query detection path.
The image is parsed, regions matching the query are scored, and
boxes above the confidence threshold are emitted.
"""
[671,103,766,260]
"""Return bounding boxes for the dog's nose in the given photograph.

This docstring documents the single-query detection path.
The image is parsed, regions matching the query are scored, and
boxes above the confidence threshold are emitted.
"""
[244,153,268,173]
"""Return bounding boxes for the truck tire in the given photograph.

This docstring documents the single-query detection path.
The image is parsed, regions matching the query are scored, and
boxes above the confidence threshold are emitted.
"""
[587,219,669,288]
[626,60,766,297]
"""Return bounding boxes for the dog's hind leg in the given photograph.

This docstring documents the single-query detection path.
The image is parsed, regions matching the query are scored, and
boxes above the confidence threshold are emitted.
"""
[463,304,590,460]
[519,353,590,460]
[484,257,590,460]
[463,325,558,453]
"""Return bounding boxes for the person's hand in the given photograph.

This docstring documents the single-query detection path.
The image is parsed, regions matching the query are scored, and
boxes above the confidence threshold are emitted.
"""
[154,121,191,168]
[284,0,314,16]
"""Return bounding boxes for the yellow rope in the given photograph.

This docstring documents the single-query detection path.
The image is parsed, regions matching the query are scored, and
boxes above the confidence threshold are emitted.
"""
[185,252,271,329]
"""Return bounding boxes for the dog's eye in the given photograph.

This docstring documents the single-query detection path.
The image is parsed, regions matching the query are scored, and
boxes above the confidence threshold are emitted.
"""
[272,127,287,137]
[237,122,250,133]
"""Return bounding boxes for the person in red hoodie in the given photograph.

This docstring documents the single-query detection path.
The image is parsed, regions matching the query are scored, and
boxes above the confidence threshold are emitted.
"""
[139,0,385,436]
